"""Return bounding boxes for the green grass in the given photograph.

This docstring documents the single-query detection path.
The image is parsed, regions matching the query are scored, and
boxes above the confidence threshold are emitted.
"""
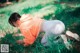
[0,0,80,32]
[0,33,71,53]
[0,0,57,32]
[0,0,80,53]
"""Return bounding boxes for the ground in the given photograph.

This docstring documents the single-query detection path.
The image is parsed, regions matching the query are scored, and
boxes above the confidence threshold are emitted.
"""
[0,0,80,53]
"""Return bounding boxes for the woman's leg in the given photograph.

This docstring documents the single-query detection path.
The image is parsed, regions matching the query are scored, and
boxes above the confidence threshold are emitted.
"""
[41,32,54,46]
[61,34,72,49]
[50,20,65,35]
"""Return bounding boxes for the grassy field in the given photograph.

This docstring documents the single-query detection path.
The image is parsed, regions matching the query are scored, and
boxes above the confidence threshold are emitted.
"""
[0,0,80,53]
[0,0,80,33]
[0,0,59,33]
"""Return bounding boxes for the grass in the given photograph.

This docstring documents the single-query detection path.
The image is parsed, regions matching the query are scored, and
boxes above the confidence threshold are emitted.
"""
[0,0,80,53]
[0,0,57,32]
[0,0,80,32]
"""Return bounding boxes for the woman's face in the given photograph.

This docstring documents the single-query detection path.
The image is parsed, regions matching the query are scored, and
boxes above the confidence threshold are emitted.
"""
[13,22,19,27]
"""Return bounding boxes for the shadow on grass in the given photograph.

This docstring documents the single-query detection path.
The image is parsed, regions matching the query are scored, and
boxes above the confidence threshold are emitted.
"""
[0,33,80,53]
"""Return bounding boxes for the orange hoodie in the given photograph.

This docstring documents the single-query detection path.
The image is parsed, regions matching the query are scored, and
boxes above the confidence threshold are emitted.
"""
[17,14,44,46]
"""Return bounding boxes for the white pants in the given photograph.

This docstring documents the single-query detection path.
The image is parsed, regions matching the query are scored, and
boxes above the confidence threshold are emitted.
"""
[41,20,65,46]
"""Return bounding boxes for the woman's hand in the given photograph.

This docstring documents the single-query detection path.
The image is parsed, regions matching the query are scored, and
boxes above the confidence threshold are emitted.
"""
[17,40,24,44]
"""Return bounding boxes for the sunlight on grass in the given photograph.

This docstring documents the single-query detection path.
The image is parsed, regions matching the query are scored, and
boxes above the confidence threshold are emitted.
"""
[0,0,55,32]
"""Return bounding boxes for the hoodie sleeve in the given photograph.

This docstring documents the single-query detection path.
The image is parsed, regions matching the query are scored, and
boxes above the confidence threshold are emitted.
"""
[19,15,43,46]
[23,29,36,46]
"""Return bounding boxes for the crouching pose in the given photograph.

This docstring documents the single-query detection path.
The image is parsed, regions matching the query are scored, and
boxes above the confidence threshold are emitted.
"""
[9,13,72,49]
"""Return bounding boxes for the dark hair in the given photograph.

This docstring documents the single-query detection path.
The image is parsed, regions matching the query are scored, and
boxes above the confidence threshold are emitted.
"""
[8,12,21,27]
